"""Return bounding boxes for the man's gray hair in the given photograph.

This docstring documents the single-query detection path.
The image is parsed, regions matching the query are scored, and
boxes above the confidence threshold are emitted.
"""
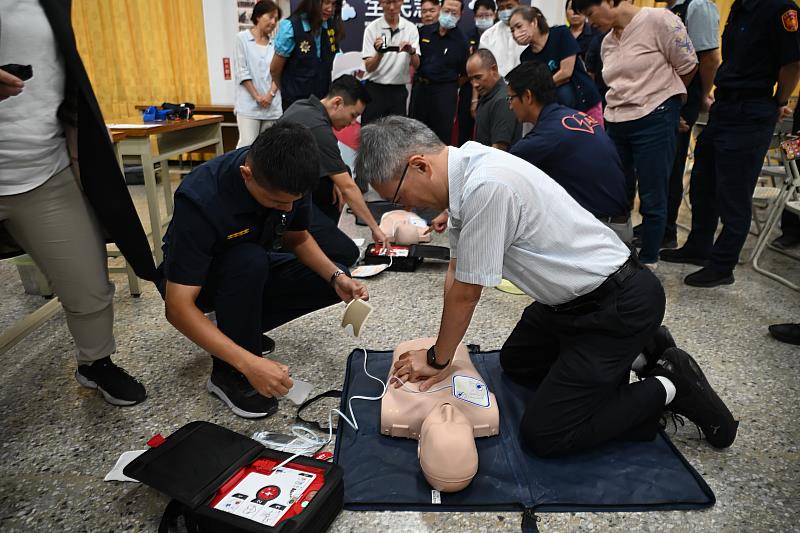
[355,116,445,185]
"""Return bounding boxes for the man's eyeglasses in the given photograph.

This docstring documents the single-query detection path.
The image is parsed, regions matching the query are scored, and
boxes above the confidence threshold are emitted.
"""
[505,93,520,103]
[391,163,409,205]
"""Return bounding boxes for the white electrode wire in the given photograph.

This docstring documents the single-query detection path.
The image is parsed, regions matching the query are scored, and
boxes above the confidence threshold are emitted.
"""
[272,348,452,471]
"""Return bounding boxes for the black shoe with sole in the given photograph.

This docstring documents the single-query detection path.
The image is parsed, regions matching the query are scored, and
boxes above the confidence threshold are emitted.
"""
[636,325,677,379]
[768,323,800,345]
[75,357,146,406]
[771,233,800,250]
[651,347,738,448]
[207,369,278,419]
[659,246,709,266]
[684,267,734,288]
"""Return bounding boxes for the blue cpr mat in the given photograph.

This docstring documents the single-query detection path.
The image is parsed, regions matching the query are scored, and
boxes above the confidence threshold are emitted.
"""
[333,350,715,513]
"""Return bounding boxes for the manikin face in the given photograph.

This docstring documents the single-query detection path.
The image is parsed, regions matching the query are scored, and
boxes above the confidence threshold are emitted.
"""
[509,13,535,45]
[420,0,441,24]
[580,0,616,33]
[466,57,498,98]
[321,0,336,21]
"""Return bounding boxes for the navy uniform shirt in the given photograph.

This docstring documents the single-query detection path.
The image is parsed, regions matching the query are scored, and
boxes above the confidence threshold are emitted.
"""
[475,78,521,147]
[715,0,800,92]
[510,103,628,217]
[161,147,311,287]
[416,23,468,83]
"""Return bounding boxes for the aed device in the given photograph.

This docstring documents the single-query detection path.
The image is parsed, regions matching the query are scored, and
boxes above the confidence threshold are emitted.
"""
[363,243,450,272]
[123,421,343,532]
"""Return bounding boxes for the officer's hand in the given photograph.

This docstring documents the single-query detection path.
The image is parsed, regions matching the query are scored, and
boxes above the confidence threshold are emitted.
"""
[678,117,690,133]
[374,36,385,53]
[372,227,390,250]
[400,41,416,55]
[777,105,793,123]
[334,275,369,303]
[425,210,448,234]
[243,356,293,398]
[391,349,447,390]
[0,69,24,102]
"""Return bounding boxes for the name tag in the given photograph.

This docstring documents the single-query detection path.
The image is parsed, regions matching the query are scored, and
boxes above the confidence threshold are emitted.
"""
[226,228,250,240]
[421,38,430,43]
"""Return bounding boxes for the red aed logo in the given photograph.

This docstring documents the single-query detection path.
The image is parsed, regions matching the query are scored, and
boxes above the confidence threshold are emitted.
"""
[782,10,798,32]
[561,113,598,134]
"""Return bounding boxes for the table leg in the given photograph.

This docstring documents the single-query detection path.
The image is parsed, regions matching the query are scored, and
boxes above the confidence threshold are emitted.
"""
[141,150,163,263]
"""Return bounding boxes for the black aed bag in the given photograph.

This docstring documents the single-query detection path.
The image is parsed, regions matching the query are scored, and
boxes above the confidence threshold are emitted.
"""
[124,421,343,533]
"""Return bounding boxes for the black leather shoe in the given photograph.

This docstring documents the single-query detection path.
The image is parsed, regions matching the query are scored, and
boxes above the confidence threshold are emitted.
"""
[768,323,800,345]
[659,246,709,266]
[684,267,734,287]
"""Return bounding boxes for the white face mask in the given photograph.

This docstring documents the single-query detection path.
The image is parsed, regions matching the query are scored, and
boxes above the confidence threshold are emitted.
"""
[439,11,460,30]
[475,16,494,31]
[498,8,514,24]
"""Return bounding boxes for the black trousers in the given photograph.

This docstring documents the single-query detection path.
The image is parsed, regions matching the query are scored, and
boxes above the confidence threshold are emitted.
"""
[409,81,458,144]
[684,97,778,271]
[665,127,693,241]
[310,182,360,267]
[456,83,474,146]
[500,266,666,458]
[197,242,346,375]
[361,82,408,125]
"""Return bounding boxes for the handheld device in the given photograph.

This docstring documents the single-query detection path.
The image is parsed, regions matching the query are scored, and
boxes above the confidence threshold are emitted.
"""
[1,63,32,81]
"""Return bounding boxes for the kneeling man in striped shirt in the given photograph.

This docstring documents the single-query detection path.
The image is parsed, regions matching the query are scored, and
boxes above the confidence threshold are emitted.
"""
[355,116,737,456]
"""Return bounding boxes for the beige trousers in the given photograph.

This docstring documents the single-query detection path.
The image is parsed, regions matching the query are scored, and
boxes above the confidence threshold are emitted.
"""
[235,116,276,148]
[0,166,116,363]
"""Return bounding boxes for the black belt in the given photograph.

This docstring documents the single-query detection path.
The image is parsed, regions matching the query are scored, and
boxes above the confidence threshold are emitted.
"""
[549,255,642,313]
[595,214,629,224]
[714,88,773,101]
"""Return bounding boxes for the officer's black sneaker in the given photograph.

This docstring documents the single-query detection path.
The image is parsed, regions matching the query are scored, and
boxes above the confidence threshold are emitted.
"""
[651,347,738,448]
[661,234,678,250]
[768,323,800,346]
[207,369,278,419]
[636,325,677,379]
[262,334,276,356]
[659,246,709,266]
[684,267,734,288]
[75,357,146,406]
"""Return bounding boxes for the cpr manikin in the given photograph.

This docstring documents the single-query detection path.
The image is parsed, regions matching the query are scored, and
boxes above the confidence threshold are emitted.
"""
[381,338,500,492]
[379,210,432,245]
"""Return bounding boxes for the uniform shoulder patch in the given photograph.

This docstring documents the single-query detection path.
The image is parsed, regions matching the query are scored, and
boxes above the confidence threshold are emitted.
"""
[782,9,798,32]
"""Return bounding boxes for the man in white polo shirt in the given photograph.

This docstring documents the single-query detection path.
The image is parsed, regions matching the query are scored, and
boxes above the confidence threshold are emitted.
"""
[356,116,738,457]
[361,0,420,124]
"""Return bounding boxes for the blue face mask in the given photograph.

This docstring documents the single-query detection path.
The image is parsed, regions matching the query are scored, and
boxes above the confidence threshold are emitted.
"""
[498,8,514,24]
[439,12,460,30]
[475,17,494,31]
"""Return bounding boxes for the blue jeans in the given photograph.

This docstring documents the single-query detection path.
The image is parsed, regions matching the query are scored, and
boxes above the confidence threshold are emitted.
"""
[607,97,681,262]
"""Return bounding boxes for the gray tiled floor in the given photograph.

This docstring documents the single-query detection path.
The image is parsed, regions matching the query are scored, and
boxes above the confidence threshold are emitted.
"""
[0,174,798,532]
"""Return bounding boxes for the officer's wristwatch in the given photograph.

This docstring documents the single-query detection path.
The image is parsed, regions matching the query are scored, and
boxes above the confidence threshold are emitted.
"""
[426,345,450,370]
[330,269,346,286]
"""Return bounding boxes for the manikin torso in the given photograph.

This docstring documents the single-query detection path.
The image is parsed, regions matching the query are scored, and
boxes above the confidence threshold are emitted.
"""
[380,338,500,491]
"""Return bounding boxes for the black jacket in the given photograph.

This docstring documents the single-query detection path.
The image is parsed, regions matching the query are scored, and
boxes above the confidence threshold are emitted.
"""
[0,0,157,281]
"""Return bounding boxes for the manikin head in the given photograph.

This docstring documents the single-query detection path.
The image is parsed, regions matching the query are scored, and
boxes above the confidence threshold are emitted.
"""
[418,403,479,492]
[505,61,558,124]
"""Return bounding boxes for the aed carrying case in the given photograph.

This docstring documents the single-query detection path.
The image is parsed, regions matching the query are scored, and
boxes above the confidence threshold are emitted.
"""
[363,243,449,272]
[124,421,343,533]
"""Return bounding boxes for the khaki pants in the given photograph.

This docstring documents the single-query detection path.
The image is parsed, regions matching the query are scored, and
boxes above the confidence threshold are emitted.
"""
[0,166,116,363]
[235,116,276,148]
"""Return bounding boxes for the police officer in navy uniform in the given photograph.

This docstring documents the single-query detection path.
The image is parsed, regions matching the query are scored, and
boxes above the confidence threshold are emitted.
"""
[271,0,342,111]
[159,123,368,418]
[410,0,469,143]
[660,0,800,286]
